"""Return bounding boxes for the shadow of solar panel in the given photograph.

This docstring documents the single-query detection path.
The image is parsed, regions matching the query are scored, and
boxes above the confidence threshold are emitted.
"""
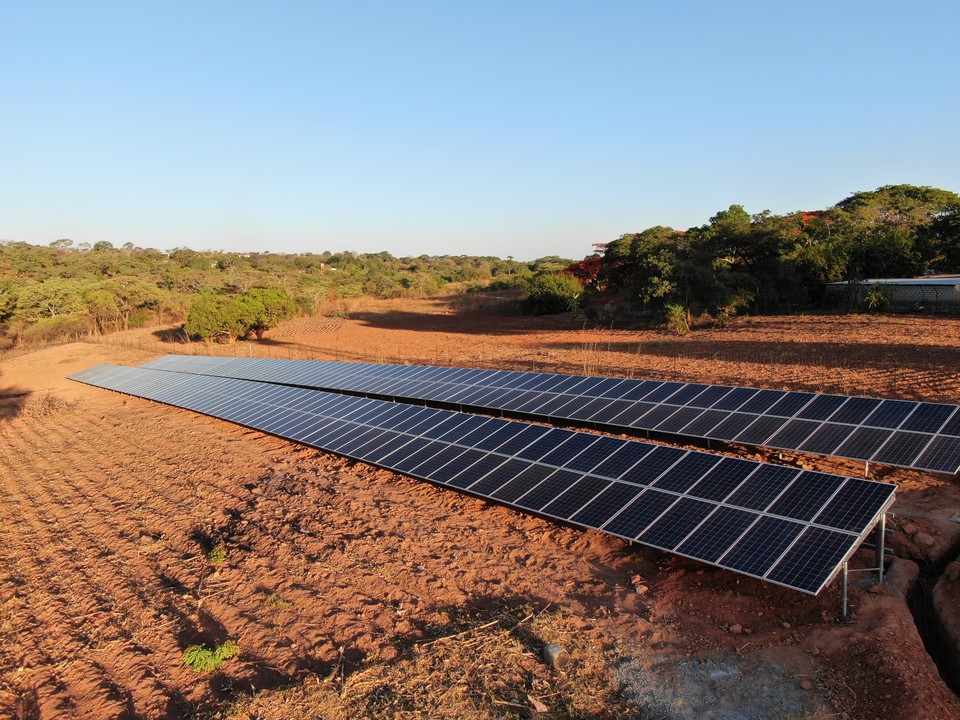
[915,435,960,474]
[676,506,758,563]
[765,527,852,594]
[650,453,722,493]
[719,516,805,578]
[687,458,757,503]
[515,470,583,511]
[603,489,677,539]
[767,472,843,522]
[871,431,932,466]
[569,482,645,528]
[491,465,557,503]
[541,476,611,519]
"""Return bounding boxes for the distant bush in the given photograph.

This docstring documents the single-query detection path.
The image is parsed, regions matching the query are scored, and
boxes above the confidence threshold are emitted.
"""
[520,272,584,315]
[18,314,87,344]
[664,304,690,335]
[864,284,892,312]
[183,289,296,341]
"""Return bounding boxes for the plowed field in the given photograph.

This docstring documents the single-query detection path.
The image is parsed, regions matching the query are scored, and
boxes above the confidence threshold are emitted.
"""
[2,296,959,719]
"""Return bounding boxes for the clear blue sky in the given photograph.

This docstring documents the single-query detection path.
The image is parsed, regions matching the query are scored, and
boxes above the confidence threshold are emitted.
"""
[2,1,958,260]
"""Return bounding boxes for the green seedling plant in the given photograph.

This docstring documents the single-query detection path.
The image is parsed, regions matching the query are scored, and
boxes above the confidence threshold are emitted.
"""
[207,545,228,566]
[182,640,240,673]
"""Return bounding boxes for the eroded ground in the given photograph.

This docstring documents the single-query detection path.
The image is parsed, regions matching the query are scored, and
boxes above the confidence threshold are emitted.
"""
[2,297,959,719]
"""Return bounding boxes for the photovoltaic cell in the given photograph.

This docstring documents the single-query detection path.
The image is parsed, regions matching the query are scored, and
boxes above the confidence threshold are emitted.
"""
[72,364,897,597]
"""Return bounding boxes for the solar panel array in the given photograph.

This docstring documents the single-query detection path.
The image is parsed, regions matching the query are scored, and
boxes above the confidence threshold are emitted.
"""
[70,363,896,596]
[142,355,960,474]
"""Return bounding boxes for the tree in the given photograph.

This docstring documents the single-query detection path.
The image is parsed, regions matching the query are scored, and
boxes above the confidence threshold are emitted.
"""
[237,289,296,339]
[520,272,584,315]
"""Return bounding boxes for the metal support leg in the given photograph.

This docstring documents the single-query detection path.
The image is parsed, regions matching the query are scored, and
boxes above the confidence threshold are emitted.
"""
[841,561,849,619]
[875,514,887,584]
[864,461,869,478]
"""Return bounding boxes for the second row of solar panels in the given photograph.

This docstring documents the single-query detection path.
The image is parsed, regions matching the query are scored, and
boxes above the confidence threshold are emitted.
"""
[70,363,896,595]
[142,355,960,474]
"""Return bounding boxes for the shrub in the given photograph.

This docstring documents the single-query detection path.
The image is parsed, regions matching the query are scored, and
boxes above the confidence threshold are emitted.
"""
[182,640,240,673]
[864,284,892,312]
[664,304,690,335]
[520,272,584,315]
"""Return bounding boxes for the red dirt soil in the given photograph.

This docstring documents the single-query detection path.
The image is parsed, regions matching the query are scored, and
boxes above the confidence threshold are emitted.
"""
[2,295,959,719]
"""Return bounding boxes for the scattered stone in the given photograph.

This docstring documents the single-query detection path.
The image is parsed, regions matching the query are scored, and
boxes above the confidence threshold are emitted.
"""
[542,644,570,670]
[914,532,936,549]
[728,624,743,635]
[945,563,960,582]
[901,522,918,536]
[634,584,650,596]
[781,622,791,629]
[527,695,549,714]
[811,647,821,657]
[800,679,814,691]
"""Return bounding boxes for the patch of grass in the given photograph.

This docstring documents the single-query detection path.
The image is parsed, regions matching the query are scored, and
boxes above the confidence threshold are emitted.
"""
[260,593,290,612]
[224,604,637,719]
[207,545,228,566]
[182,640,240,673]
[20,393,79,420]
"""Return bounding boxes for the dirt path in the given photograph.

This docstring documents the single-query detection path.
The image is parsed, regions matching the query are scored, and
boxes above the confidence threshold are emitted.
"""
[2,298,960,719]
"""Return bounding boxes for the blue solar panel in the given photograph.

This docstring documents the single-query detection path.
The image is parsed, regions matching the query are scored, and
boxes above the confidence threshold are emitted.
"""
[77,363,897,596]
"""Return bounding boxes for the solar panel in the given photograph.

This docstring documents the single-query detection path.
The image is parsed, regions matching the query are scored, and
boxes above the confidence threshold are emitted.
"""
[140,355,960,474]
[71,363,896,596]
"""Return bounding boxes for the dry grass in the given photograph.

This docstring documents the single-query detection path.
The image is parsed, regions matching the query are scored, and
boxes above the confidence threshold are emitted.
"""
[223,604,638,720]
[18,392,79,420]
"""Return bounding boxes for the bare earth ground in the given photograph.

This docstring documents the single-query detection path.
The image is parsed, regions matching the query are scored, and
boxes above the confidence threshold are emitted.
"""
[1,293,959,719]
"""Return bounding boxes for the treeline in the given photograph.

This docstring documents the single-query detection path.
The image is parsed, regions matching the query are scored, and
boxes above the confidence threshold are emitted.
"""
[0,241,570,344]
[568,184,960,321]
